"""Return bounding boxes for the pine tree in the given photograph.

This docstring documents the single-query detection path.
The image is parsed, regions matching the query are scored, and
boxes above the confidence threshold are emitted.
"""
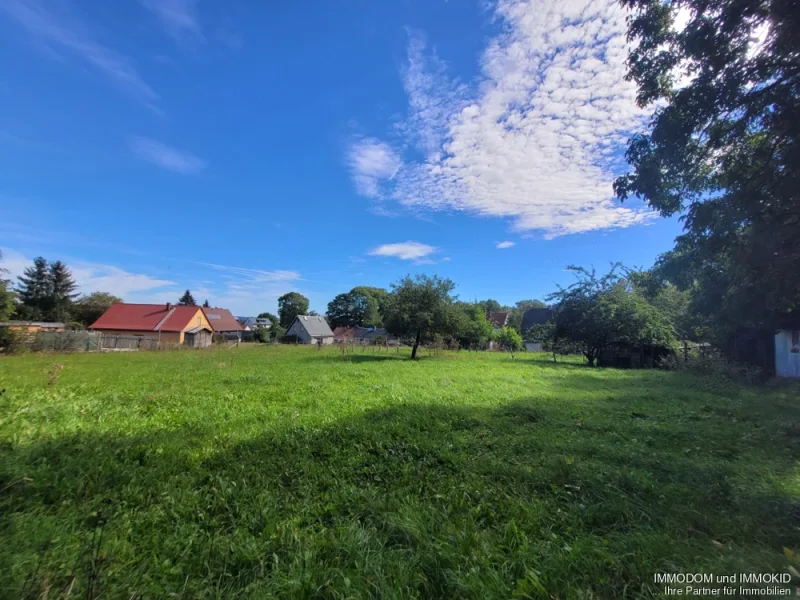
[202,299,210,308]
[48,261,78,322]
[178,290,197,306]
[16,257,51,320]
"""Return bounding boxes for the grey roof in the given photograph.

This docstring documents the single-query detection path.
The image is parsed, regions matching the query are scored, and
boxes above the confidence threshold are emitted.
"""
[521,308,554,335]
[185,326,212,333]
[354,327,393,340]
[292,315,334,337]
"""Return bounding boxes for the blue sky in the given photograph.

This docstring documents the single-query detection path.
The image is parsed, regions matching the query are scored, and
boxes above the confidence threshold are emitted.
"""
[0,0,682,315]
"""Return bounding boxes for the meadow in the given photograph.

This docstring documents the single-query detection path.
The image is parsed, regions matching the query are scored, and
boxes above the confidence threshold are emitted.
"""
[1,345,798,598]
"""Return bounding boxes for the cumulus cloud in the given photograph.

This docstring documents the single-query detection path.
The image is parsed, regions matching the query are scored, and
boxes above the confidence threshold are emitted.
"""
[130,136,206,174]
[347,138,402,198]
[496,241,516,249]
[350,0,655,237]
[368,241,437,262]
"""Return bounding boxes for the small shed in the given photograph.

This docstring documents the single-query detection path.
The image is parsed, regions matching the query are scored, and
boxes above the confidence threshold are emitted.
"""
[184,326,213,348]
[775,329,800,378]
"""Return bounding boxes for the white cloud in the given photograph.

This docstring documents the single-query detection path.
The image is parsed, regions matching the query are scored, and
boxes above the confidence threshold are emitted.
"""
[347,138,402,198]
[130,136,206,174]
[0,247,174,297]
[140,0,203,43]
[496,241,516,249]
[368,241,437,261]
[350,0,656,238]
[0,0,159,110]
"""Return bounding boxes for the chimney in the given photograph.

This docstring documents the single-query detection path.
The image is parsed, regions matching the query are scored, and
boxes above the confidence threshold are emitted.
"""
[166,302,172,311]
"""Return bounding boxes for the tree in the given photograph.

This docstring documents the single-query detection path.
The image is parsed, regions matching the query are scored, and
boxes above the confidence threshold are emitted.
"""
[614,0,800,337]
[268,323,286,341]
[48,261,78,323]
[326,291,381,329]
[15,256,51,320]
[202,299,210,308]
[73,292,123,327]
[508,299,548,332]
[0,251,15,321]
[452,302,494,349]
[497,326,523,358]
[549,266,675,366]
[384,275,456,360]
[478,299,504,314]
[350,286,390,322]
[278,292,309,328]
[178,290,197,306]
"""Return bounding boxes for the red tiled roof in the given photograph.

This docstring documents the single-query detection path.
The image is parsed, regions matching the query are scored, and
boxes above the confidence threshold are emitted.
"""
[487,311,509,328]
[202,308,243,332]
[89,304,202,332]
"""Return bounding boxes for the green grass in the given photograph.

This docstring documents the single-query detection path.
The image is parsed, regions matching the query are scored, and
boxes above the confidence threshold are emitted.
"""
[1,345,799,598]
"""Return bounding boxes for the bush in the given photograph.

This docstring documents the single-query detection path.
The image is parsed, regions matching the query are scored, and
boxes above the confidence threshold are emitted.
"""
[279,334,301,344]
[0,328,26,354]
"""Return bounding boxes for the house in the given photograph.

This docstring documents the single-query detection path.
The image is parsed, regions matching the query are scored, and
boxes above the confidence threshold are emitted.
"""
[285,315,334,345]
[203,307,244,339]
[521,307,554,352]
[89,303,213,348]
[237,316,271,331]
[487,312,509,329]
[0,321,65,334]
[332,327,355,342]
[354,327,396,344]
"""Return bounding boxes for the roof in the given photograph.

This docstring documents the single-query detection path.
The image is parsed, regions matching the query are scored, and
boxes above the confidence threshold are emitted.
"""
[521,307,554,334]
[487,312,509,328]
[89,304,203,332]
[355,327,392,340]
[333,327,355,339]
[291,315,334,337]
[202,308,243,332]
[0,321,65,328]
[185,325,213,334]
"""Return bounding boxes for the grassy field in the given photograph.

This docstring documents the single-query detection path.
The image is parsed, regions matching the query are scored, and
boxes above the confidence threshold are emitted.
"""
[1,345,799,598]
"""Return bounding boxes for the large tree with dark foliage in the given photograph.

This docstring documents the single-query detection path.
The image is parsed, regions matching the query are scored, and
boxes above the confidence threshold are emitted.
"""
[278,292,309,329]
[452,302,494,349]
[177,290,197,306]
[73,292,123,327]
[15,256,51,320]
[48,261,79,322]
[549,266,674,366]
[326,291,381,329]
[384,275,456,360]
[614,0,800,336]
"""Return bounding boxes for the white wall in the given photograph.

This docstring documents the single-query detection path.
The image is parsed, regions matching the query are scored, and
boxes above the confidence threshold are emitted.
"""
[775,330,800,378]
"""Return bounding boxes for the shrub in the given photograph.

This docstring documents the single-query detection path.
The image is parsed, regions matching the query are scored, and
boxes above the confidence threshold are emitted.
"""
[279,334,301,344]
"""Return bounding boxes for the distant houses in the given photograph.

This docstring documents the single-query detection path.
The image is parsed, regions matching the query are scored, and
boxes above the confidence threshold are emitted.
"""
[202,307,245,340]
[237,316,271,331]
[0,321,65,334]
[286,315,334,345]
[332,326,397,345]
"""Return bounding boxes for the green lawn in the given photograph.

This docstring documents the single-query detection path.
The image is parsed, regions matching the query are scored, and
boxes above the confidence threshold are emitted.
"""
[1,346,798,598]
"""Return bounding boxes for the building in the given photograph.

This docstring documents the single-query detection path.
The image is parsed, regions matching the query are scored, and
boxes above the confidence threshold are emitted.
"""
[775,329,800,378]
[486,312,509,350]
[332,326,355,342]
[89,303,213,348]
[203,307,245,339]
[728,319,800,378]
[0,321,65,334]
[285,315,334,345]
[237,316,271,331]
[521,307,554,352]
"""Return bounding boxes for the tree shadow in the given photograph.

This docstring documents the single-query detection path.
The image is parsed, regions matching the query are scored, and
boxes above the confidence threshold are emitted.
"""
[2,397,798,599]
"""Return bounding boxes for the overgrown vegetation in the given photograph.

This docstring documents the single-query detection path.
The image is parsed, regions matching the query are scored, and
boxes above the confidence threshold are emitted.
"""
[1,346,798,598]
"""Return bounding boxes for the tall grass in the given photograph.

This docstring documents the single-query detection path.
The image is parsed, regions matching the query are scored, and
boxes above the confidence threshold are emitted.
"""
[1,346,798,598]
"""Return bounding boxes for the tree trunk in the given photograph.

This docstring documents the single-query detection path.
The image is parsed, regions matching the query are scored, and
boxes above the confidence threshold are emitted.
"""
[585,350,596,367]
[411,330,422,360]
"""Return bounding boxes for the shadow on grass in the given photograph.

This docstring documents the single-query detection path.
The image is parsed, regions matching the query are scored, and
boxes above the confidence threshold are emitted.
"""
[3,397,799,599]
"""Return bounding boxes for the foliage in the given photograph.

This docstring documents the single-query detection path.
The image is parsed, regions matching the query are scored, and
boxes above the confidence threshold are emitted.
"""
[255,327,270,343]
[278,292,310,329]
[497,326,523,353]
[478,299,504,314]
[73,292,123,328]
[326,291,381,329]
[615,0,800,336]
[177,290,197,306]
[549,266,675,366]
[384,274,456,359]
[268,324,286,341]
[279,334,301,344]
[0,347,796,598]
[350,286,389,324]
[452,302,494,349]
[15,257,79,322]
[0,250,14,322]
[202,299,210,308]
